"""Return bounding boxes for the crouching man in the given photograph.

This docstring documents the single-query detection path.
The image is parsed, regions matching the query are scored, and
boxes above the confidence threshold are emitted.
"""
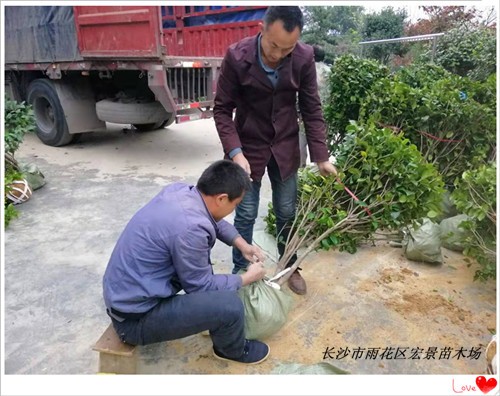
[103,160,269,364]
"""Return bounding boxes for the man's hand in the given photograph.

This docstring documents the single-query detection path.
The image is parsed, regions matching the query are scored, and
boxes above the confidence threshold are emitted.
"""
[241,244,265,264]
[240,261,266,286]
[233,236,266,285]
[233,236,265,263]
[317,161,338,177]
[232,152,252,178]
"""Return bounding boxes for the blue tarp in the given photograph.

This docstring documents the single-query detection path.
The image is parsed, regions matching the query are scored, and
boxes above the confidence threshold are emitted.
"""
[161,7,266,29]
[5,6,82,63]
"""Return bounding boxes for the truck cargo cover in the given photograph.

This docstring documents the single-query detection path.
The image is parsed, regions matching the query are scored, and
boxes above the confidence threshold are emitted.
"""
[5,6,82,64]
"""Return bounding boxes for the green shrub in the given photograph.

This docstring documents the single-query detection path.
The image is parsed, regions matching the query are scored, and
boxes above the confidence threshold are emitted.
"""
[420,25,496,81]
[451,163,496,281]
[359,73,496,187]
[4,203,19,228]
[394,63,451,88]
[4,169,25,227]
[5,96,35,154]
[4,96,35,227]
[323,55,389,151]
[266,122,444,257]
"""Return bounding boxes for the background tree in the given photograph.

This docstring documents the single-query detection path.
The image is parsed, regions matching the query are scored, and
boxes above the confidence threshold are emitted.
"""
[301,6,364,62]
[361,7,408,64]
[406,6,492,36]
[420,6,475,32]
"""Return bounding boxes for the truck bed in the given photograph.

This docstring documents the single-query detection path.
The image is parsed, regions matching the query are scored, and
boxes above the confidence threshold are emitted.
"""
[5,6,266,64]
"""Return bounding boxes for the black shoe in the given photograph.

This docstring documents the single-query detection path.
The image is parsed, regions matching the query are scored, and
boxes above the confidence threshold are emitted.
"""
[213,339,270,365]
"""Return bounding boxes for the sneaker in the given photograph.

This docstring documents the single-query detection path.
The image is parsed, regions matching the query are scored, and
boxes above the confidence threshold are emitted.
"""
[213,339,270,365]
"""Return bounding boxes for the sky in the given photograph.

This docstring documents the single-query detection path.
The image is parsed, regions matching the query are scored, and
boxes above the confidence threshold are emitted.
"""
[364,3,427,21]
[363,2,497,23]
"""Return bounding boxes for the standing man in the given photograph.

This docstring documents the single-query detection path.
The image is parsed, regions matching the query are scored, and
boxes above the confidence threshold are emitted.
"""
[214,6,337,295]
[103,160,270,365]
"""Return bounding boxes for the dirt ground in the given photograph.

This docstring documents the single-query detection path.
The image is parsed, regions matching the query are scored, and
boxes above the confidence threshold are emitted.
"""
[3,119,497,378]
[135,237,497,375]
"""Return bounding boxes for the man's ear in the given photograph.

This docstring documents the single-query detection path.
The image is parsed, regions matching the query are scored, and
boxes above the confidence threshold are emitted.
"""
[215,193,229,207]
[259,21,264,33]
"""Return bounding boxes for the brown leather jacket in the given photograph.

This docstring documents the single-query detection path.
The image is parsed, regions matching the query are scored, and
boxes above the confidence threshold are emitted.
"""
[214,34,330,182]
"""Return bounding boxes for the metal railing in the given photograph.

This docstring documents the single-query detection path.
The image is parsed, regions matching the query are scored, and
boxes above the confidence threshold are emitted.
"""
[359,33,445,61]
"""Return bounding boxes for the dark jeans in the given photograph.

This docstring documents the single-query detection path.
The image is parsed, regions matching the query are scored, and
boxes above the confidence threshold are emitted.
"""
[232,156,298,274]
[109,290,245,359]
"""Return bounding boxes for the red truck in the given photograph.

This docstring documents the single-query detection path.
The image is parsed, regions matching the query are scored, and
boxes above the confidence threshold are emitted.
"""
[4,6,266,146]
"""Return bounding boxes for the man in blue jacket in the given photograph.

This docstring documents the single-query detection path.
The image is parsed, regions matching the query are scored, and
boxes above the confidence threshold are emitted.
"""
[214,6,337,295]
[103,160,269,364]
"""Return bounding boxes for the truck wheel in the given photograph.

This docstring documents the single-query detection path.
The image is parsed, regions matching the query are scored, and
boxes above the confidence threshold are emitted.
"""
[133,113,175,131]
[27,79,74,147]
[96,99,169,125]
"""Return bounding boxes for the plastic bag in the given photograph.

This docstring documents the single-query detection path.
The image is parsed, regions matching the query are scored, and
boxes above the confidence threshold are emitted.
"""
[238,279,293,340]
[440,214,470,252]
[19,162,45,190]
[435,190,458,222]
[403,218,442,264]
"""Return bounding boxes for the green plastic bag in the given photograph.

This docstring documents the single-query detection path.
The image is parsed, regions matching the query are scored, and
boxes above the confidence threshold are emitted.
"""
[440,214,470,252]
[19,162,45,190]
[435,190,459,222]
[403,218,442,264]
[238,279,294,340]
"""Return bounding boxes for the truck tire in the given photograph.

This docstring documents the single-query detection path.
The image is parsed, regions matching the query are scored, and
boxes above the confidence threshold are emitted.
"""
[133,113,175,131]
[27,79,74,147]
[96,99,169,125]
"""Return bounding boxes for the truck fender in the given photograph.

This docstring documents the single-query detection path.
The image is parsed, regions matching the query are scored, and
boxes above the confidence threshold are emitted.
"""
[53,79,105,134]
[147,66,176,114]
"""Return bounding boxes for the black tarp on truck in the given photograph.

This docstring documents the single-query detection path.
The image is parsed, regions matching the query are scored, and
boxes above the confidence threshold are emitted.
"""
[5,6,82,63]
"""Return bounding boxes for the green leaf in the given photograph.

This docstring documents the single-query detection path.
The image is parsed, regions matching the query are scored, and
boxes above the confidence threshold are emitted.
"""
[427,210,438,218]
[303,184,313,193]
[329,235,339,245]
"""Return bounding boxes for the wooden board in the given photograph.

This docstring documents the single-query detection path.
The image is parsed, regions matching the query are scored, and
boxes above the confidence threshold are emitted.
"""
[93,324,136,357]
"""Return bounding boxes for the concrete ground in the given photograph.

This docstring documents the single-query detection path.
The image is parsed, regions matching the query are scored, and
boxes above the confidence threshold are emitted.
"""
[3,119,497,376]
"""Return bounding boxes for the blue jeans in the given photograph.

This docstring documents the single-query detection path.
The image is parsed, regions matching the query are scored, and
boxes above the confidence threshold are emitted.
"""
[232,156,298,274]
[109,290,245,359]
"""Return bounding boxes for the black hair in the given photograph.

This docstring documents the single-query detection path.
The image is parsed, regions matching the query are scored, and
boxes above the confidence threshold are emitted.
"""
[312,45,325,62]
[196,160,252,201]
[263,6,303,32]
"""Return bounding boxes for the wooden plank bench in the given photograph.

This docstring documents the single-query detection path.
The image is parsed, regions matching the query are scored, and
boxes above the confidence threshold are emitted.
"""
[93,324,137,374]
